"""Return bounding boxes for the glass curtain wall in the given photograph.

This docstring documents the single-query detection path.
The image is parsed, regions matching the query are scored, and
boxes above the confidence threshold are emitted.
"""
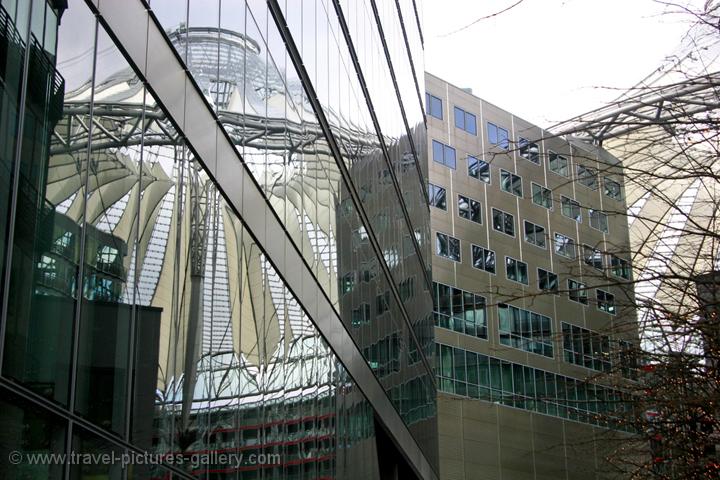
[0,0,435,478]
[149,0,436,464]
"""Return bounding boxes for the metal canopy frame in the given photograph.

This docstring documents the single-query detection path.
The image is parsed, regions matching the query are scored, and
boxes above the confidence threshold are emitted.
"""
[551,71,720,145]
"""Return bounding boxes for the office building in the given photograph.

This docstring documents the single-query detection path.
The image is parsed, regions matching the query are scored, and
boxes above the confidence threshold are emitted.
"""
[425,73,638,480]
[0,1,438,479]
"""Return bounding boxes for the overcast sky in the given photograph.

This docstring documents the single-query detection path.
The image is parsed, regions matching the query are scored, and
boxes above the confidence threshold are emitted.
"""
[423,0,700,128]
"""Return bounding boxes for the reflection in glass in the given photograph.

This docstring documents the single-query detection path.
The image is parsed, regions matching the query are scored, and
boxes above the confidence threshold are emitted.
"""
[0,0,436,476]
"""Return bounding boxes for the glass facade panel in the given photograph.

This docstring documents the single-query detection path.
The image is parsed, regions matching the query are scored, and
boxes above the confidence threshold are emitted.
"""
[436,343,627,428]
[0,389,67,480]
[432,281,487,339]
[497,304,552,357]
[2,0,91,407]
[492,208,514,236]
[0,1,437,478]
[519,138,540,164]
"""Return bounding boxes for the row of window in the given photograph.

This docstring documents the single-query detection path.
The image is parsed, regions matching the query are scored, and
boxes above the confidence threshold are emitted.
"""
[433,281,620,367]
[426,91,623,199]
[433,154,618,235]
[430,136,624,203]
[432,282,487,338]
[562,324,637,378]
[436,343,629,427]
[562,323,612,372]
[430,184,484,224]
[498,303,553,357]
[436,233,620,313]
[362,333,400,378]
[348,277,416,327]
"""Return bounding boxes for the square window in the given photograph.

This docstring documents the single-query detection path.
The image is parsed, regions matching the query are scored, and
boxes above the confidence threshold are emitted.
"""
[519,138,540,164]
[436,232,461,262]
[506,257,529,285]
[583,245,604,270]
[524,221,546,248]
[426,93,443,119]
[611,255,631,279]
[568,279,588,304]
[492,208,515,236]
[500,169,523,197]
[597,289,616,314]
[472,245,496,274]
[538,268,558,294]
[604,177,622,200]
[432,140,456,169]
[589,209,609,233]
[488,122,509,149]
[454,106,477,135]
[458,195,482,223]
[428,183,447,210]
[468,156,490,183]
[561,196,582,222]
[549,151,569,177]
[554,232,576,259]
[577,164,599,190]
[531,183,553,209]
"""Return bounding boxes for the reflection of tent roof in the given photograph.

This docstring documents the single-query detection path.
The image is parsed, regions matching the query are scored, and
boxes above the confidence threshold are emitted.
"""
[161,334,334,412]
[47,27,367,402]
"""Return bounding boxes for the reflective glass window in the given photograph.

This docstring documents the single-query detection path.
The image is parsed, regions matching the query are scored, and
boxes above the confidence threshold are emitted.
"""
[549,151,569,177]
[589,209,609,233]
[432,139,456,169]
[519,138,540,164]
[505,257,529,285]
[454,106,477,135]
[583,245,604,270]
[597,289,616,314]
[426,92,443,119]
[568,279,589,304]
[524,221,546,249]
[492,208,515,236]
[561,196,582,222]
[458,194,481,223]
[554,232,576,259]
[500,169,523,197]
[538,268,558,294]
[487,122,509,149]
[497,305,553,357]
[467,155,490,184]
[611,255,631,279]
[577,164,599,190]
[531,183,553,209]
[604,177,622,200]
[471,244,495,274]
[428,183,447,210]
[436,232,460,262]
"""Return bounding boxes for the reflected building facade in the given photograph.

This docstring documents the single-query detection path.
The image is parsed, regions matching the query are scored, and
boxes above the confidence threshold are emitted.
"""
[426,73,638,479]
[0,1,437,479]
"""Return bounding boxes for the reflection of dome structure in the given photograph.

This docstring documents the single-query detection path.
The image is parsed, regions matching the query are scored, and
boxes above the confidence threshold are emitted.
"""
[2,0,436,478]
[172,27,299,115]
[47,23,432,425]
[49,26,340,372]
